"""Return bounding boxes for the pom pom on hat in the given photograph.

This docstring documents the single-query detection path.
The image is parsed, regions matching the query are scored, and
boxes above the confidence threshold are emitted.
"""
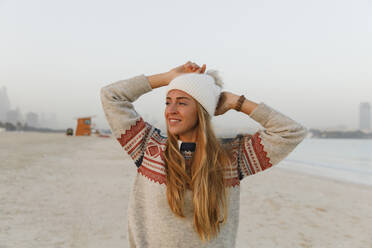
[166,70,224,118]
[205,69,224,88]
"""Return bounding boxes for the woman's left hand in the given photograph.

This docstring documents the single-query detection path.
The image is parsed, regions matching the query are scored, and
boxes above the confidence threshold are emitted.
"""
[214,91,237,116]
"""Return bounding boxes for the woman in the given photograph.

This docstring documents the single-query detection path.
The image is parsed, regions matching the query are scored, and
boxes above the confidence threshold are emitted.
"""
[100,61,308,248]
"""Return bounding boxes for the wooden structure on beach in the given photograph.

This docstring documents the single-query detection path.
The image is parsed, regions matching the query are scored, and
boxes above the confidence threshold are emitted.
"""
[75,116,94,136]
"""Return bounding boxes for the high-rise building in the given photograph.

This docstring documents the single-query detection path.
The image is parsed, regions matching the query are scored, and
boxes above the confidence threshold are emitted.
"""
[26,112,39,127]
[6,107,22,125]
[0,86,11,122]
[359,102,371,131]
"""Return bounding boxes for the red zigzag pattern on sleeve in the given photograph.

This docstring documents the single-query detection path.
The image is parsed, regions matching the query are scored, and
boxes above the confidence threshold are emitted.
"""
[117,118,146,147]
[251,132,273,171]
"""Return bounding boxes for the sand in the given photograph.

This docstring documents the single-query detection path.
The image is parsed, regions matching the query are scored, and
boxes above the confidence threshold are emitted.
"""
[0,132,371,248]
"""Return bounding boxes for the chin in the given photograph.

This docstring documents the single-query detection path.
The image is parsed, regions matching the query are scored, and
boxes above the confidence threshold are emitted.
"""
[166,126,183,137]
[166,128,179,136]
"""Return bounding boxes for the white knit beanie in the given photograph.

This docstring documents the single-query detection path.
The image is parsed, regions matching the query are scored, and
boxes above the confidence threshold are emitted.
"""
[166,70,223,118]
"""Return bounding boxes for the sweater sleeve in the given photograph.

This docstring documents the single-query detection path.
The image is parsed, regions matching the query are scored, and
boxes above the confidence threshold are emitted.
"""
[100,74,161,168]
[230,102,308,180]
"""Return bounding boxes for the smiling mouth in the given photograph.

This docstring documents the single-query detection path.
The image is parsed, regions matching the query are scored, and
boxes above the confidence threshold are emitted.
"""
[168,119,181,124]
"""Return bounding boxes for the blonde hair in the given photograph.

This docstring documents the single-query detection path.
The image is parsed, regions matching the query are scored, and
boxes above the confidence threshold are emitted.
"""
[163,100,233,241]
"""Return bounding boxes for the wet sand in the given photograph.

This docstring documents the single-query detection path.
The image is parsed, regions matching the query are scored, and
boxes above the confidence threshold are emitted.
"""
[0,132,371,248]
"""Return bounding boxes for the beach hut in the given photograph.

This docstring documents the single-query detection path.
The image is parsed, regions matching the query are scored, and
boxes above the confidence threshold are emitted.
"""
[75,116,94,136]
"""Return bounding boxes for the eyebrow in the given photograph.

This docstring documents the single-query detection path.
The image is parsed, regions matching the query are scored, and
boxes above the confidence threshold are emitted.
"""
[166,97,191,101]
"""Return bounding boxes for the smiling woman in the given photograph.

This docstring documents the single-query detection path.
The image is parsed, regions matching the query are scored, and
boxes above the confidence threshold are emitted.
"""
[100,61,308,248]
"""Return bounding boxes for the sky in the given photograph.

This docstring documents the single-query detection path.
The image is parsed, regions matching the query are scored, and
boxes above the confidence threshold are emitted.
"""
[0,0,371,134]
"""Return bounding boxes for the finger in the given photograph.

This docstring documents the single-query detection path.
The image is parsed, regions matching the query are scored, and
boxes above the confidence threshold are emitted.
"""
[185,63,193,70]
[200,64,206,73]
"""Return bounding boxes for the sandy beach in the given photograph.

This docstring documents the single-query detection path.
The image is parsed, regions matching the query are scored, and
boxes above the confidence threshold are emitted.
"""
[0,132,371,248]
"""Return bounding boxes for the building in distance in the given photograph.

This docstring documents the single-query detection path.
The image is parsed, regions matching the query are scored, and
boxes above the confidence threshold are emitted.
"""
[359,102,371,131]
[0,86,11,122]
[25,112,39,128]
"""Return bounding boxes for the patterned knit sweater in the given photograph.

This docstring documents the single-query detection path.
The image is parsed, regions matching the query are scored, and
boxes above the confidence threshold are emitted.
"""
[100,74,308,248]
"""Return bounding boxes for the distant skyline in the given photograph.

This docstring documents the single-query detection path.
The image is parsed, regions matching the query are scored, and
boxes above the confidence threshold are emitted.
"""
[2,81,370,133]
[1,0,371,133]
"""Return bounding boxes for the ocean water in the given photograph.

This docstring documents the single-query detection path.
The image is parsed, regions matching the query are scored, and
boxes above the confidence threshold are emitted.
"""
[278,138,372,186]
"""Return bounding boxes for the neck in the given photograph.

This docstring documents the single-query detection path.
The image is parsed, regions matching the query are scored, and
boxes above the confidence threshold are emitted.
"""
[178,126,198,142]
[178,133,197,143]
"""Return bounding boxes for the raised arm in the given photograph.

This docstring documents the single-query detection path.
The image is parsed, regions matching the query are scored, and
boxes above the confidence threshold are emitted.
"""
[100,74,158,167]
[100,61,206,167]
[218,93,308,179]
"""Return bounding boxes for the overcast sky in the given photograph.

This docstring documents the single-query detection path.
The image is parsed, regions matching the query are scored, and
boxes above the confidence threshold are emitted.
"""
[0,0,371,134]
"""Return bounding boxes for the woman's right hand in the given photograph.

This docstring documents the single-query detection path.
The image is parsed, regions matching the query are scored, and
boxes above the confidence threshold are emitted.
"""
[166,61,206,83]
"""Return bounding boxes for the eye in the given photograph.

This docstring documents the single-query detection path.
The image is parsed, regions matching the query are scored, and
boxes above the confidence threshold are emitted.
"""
[165,102,169,105]
[178,102,186,105]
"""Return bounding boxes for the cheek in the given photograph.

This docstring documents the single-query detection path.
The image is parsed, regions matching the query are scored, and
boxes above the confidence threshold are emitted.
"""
[184,109,198,125]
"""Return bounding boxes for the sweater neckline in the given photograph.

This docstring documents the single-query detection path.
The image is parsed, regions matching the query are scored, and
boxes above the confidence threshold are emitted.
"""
[177,140,196,152]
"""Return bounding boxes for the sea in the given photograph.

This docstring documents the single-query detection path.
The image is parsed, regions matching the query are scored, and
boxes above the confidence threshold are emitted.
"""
[279,138,372,186]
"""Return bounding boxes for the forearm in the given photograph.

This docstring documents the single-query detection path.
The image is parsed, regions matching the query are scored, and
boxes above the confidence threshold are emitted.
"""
[229,94,259,116]
[100,74,152,138]
[146,72,171,89]
[229,101,308,179]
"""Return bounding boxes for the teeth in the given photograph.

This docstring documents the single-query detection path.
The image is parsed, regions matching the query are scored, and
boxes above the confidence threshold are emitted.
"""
[169,119,181,122]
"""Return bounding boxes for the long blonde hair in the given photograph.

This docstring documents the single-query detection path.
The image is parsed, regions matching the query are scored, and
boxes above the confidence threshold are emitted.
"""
[163,101,233,241]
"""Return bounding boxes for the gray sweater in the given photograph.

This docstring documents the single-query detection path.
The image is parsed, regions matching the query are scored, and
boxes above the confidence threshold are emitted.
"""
[100,74,308,248]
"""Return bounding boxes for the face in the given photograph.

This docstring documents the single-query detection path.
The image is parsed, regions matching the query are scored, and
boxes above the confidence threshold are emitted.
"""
[165,89,198,142]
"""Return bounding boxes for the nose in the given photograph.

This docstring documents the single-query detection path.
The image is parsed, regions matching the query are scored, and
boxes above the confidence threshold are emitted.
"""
[166,103,178,115]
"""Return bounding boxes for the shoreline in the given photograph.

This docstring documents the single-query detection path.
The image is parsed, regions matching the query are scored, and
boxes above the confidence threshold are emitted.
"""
[2,131,371,188]
[278,165,372,189]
